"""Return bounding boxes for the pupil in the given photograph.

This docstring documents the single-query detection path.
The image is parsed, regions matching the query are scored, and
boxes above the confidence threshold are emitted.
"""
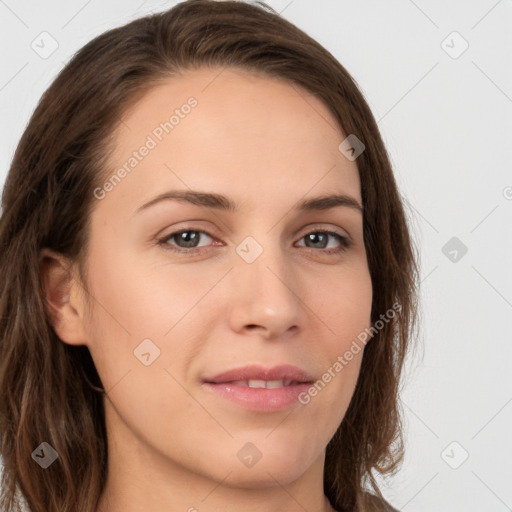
[308,233,326,248]
[180,231,198,247]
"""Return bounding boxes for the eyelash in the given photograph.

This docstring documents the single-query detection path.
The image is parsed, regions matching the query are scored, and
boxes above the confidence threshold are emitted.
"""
[157,227,353,256]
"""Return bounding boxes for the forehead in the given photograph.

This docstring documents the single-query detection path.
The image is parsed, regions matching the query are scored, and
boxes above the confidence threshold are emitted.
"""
[101,66,361,215]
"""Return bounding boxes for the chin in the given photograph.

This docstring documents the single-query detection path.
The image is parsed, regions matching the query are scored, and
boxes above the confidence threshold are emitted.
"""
[221,461,311,489]
[202,438,320,488]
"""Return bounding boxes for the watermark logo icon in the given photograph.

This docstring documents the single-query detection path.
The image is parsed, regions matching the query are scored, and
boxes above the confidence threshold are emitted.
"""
[441,31,469,59]
[441,441,469,469]
[31,32,59,59]
[32,442,59,469]
[442,236,468,263]
[236,236,263,264]
[134,338,161,366]
[237,442,262,468]
[338,134,365,161]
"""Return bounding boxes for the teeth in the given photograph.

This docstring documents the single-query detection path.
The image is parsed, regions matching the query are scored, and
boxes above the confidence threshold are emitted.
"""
[230,380,248,386]
[228,380,293,388]
[265,380,284,389]
[248,379,268,388]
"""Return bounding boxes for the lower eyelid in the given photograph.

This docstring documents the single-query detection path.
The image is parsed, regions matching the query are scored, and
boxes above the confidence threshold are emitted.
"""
[159,229,350,252]
[161,230,214,249]
[298,231,348,244]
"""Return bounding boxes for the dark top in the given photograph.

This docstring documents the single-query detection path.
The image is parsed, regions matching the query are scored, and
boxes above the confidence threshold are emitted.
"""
[360,492,400,512]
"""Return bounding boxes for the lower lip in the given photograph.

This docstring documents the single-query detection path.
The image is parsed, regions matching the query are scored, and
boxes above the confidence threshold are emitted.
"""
[202,382,312,412]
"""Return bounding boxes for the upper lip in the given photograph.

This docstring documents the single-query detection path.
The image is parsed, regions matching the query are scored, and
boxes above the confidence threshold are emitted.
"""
[203,364,315,384]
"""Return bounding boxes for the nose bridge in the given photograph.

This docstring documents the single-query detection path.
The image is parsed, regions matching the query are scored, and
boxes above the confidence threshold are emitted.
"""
[235,232,290,289]
[230,232,304,334]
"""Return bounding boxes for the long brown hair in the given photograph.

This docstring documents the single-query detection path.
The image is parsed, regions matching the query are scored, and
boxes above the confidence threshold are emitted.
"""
[0,1,420,511]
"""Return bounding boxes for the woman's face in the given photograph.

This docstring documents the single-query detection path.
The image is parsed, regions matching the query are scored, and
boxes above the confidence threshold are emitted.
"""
[74,67,372,488]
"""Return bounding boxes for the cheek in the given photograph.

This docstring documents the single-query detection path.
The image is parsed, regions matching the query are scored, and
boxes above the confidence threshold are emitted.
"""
[308,264,372,404]
[316,264,373,346]
[84,241,211,334]
[82,248,222,388]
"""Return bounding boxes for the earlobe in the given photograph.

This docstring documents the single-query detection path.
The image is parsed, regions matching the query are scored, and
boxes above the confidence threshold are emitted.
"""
[39,248,88,346]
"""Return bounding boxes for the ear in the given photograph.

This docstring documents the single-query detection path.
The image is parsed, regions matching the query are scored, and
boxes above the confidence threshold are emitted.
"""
[39,248,89,346]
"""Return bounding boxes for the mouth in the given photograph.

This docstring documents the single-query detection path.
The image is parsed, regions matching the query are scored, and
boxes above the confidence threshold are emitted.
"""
[202,364,315,412]
[222,379,302,388]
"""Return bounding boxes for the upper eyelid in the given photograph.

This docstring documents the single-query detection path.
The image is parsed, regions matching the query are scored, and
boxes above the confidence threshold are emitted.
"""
[161,225,351,246]
[162,223,350,237]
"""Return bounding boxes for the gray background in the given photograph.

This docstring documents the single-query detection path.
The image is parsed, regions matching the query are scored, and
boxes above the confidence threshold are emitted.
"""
[1,0,511,510]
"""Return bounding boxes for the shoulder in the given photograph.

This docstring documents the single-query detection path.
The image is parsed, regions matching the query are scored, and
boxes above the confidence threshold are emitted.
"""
[361,491,400,512]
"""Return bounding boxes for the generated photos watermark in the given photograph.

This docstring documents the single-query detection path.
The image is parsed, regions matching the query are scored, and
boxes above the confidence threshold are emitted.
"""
[93,96,198,200]
[298,301,402,405]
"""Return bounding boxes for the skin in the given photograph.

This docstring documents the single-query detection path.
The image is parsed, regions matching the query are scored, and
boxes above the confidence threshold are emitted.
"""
[41,66,373,512]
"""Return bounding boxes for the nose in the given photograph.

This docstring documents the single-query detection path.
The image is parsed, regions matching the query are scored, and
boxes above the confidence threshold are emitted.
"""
[227,239,307,340]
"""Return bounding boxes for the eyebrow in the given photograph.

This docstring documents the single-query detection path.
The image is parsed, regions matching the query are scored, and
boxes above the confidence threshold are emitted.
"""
[135,190,363,215]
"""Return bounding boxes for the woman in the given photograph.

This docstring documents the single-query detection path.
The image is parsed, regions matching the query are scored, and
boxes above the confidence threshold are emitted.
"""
[0,1,419,511]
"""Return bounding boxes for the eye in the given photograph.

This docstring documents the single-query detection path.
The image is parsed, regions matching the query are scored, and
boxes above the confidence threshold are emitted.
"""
[157,227,352,255]
[158,229,214,252]
[296,230,352,254]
